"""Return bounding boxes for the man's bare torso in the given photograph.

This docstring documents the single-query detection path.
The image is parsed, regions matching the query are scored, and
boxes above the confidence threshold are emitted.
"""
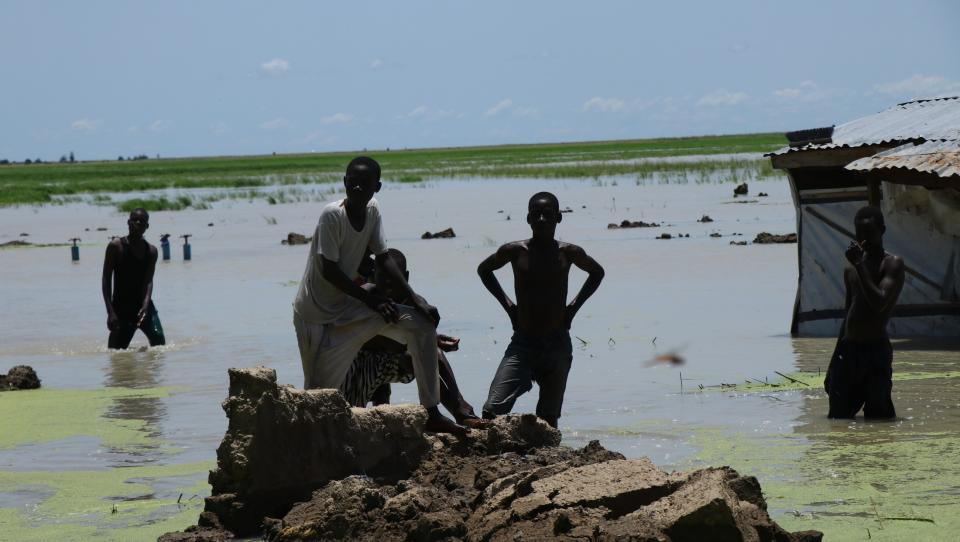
[510,239,576,337]
[844,252,901,341]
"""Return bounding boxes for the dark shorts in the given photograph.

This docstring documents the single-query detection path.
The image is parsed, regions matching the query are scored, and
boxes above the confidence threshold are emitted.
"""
[824,337,895,419]
[108,304,166,350]
[482,331,573,424]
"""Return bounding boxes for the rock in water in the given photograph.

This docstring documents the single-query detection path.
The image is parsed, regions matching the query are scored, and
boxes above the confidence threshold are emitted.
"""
[421,228,456,239]
[608,220,659,229]
[0,365,41,391]
[753,232,798,244]
[281,233,311,245]
[734,182,749,196]
[162,366,822,542]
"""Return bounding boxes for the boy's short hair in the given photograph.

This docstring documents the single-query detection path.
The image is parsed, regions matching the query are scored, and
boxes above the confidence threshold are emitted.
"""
[386,248,407,273]
[854,205,884,227]
[528,191,560,212]
[346,156,381,180]
[130,208,149,220]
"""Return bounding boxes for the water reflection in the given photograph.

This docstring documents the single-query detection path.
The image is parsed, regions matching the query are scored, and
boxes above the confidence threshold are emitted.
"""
[103,349,167,464]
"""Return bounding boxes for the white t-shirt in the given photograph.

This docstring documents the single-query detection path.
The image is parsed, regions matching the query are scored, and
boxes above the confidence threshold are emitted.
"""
[293,198,388,324]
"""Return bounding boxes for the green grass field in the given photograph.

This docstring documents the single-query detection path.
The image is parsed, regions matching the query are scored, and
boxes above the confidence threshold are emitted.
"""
[0,132,786,207]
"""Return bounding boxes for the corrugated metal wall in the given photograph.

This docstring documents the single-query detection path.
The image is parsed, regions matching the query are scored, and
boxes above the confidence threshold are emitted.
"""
[794,183,960,336]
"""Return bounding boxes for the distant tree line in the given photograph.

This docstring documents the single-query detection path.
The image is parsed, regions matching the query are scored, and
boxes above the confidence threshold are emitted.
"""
[1,151,75,165]
[0,151,160,165]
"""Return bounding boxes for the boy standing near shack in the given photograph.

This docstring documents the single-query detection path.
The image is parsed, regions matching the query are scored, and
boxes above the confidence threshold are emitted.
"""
[825,206,905,419]
[293,156,466,435]
[478,192,605,428]
[101,208,166,349]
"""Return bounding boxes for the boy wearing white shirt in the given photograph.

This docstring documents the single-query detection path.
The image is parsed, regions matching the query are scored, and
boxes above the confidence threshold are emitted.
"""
[293,156,466,435]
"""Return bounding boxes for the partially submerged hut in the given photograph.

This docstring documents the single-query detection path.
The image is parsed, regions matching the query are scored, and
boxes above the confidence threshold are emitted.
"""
[769,96,960,336]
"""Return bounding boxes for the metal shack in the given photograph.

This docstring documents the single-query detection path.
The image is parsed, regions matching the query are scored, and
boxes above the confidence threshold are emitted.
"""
[768,96,960,336]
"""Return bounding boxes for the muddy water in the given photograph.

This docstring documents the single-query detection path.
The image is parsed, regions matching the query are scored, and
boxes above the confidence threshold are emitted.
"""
[1,174,958,541]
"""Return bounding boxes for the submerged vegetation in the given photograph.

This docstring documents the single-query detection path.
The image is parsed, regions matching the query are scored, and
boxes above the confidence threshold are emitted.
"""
[0,132,785,206]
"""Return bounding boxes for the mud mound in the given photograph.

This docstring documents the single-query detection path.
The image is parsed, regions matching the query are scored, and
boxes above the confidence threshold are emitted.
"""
[753,232,798,244]
[161,366,822,542]
[0,365,40,391]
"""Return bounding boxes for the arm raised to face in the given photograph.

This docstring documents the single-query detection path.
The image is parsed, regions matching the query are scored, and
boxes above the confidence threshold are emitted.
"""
[853,255,905,313]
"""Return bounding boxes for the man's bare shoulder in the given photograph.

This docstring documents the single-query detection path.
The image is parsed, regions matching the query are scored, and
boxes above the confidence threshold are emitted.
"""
[559,241,586,254]
[883,252,904,265]
[498,240,528,254]
[882,252,905,273]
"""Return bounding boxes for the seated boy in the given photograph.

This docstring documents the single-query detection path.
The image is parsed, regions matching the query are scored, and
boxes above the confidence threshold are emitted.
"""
[478,192,605,428]
[340,249,490,428]
[293,156,465,435]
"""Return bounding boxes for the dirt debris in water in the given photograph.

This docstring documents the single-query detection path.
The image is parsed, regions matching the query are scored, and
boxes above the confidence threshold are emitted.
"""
[160,366,822,542]
[421,227,456,239]
[0,365,40,391]
[753,232,797,244]
[281,232,311,245]
[607,219,660,229]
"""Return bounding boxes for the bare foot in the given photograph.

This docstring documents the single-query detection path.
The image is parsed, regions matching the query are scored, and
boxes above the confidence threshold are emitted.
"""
[425,413,469,437]
[460,417,493,429]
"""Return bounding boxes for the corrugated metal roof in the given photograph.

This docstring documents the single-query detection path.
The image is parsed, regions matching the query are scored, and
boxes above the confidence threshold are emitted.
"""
[768,95,960,156]
[845,140,960,178]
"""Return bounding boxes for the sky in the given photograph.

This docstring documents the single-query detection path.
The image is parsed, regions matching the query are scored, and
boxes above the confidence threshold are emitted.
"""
[2,0,959,161]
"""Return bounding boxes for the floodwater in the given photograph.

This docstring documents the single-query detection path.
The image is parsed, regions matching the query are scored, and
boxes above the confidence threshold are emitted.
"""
[1,171,959,541]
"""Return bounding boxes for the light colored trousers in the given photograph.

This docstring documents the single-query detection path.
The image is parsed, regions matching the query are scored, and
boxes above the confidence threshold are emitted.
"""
[294,302,440,408]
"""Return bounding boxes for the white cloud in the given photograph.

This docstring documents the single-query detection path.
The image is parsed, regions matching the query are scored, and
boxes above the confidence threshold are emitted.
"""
[484,99,514,117]
[370,58,383,70]
[405,105,429,119]
[321,113,354,125]
[260,117,291,131]
[874,74,960,97]
[483,98,538,118]
[148,120,171,132]
[583,97,626,113]
[696,89,748,107]
[260,58,290,75]
[398,105,458,121]
[773,80,827,102]
[71,118,101,132]
[211,121,229,135]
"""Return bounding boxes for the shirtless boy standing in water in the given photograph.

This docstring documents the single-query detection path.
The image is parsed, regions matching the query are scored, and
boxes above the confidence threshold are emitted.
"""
[826,206,905,419]
[101,208,166,349]
[478,192,605,427]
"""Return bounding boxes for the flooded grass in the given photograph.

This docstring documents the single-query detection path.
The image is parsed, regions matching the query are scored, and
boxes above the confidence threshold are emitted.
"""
[0,132,784,206]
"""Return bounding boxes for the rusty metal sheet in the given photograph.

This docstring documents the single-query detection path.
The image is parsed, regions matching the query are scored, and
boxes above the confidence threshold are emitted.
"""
[845,140,960,178]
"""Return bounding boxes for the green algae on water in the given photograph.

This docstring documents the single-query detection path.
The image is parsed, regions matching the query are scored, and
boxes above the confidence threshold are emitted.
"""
[0,461,212,542]
[0,387,179,451]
